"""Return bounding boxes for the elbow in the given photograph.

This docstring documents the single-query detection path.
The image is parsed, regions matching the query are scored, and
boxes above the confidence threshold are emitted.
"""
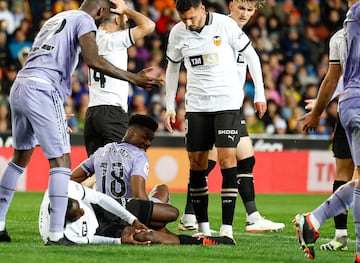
[146,21,156,34]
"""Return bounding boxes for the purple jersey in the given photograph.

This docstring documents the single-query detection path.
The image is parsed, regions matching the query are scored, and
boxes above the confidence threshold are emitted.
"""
[341,1,360,101]
[81,142,150,200]
[17,10,97,102]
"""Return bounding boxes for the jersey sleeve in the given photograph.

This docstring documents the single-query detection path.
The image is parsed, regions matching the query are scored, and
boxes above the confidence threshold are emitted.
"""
[130,152,149,180]
[76,12,97,38]
[80,155,95,177]
[166,25,183,63]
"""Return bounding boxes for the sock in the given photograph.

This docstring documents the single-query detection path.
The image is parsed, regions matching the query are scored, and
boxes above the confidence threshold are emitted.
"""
[221,167,237,225]
[198,222,210,235]
[0,162,24,224]
[237,157,257,215]
[48,167,70,238]
[178,234,203,244]
[206,159,217,175]
[189,170,208,223]
[184,182,195,215]
[354,188,360,254]
[184,160,217,216]
[312,180,355,229]
[333,180,348,231]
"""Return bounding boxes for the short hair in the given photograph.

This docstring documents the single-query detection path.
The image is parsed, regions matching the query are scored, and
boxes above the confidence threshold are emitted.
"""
[176,0,202,13]
[128,114,158,133]
[228,0,265,8]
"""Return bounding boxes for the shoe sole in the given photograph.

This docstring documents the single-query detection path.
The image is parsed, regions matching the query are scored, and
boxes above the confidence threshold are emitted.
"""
[246,227,285,233]
[293,214,315,260]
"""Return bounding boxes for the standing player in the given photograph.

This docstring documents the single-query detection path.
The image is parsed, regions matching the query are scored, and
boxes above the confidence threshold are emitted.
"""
[165,0,266,238]
[0,0,164,245]
[336,1,360,262]
[296,0,359,254]
[85,0,156,156]
[178,0,285,234]
[39,180,235,245]
[71,114,179,230]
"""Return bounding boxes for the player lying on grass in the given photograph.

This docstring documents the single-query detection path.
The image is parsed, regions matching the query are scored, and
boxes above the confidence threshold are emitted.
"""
[293,180,358,260]
[39,180,235,245]
[71,114,179,230]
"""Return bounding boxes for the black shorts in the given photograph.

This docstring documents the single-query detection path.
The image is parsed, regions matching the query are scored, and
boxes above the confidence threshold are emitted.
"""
[185,110,241,152]
[239,108,249,138]
[84,105,128,156]
[332,116,352,159]
[92,204,128,238]
[94,198,154,227]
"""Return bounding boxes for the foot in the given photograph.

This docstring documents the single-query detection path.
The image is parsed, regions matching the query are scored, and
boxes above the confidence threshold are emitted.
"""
[219,225,233,239]
[246,217,285,232]
[178,214,198,231]
[46,235,76,246]
[0,229,11,242]
[199,235,236,245]
[355,253,360,263]
[320,237,348,251]
[293,213,320,260]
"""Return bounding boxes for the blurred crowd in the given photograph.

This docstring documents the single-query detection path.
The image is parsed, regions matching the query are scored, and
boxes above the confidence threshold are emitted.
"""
[0,0,349,138]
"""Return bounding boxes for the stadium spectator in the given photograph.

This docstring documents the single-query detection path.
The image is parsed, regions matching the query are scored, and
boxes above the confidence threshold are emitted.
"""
[0,0,15,35]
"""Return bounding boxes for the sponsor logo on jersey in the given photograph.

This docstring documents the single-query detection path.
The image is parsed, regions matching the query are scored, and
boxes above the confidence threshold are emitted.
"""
[218,129,238,135]
[213,35,221,46]
[189,54,219,67]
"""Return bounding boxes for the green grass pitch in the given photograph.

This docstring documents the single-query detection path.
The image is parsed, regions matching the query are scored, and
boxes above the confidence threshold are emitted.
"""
[0,192,356,263]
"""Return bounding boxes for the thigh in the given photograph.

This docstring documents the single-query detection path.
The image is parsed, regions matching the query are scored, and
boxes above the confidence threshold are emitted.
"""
[11,83,70,158]
[332,115,352,159]
[214,110,241,148]
[185,112,214,152]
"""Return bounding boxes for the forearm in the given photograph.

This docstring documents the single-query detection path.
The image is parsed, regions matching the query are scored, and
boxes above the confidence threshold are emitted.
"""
[125,8,155,39]
[312,78,338,116]
[92,235,121,244]
[165,60,181,114]
[82,187,137,225]
[242,47,265,103]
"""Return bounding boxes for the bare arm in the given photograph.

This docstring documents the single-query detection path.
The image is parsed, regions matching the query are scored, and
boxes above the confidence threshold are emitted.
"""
[130,175,149,200]
[299,63,342,132]
[79,32,164,89]
[125,8,155,43]
[70,164,89,183]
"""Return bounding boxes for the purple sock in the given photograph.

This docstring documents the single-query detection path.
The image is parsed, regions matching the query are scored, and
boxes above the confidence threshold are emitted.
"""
[48,167,70,233]
[0,162,24,221]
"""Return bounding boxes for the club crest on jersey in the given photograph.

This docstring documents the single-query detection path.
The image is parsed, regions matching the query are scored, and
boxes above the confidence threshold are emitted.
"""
[213,36,221,46]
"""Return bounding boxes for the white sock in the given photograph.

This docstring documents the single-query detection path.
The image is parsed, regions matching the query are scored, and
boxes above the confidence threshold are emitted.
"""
[198,222,211,235]
[247,211,262,223]
[335,229,348,238]
[309,213,320,230]
[220,224,233,234]
[0,221,5,231]
[48,232,64,241]
[181,214,197,223]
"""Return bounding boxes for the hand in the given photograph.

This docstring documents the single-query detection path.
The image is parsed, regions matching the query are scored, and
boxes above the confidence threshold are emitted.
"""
[110,0,128,14]
[121,226,151,245]
[254,101,267,119]
[304,99,316,111]
[132,219,148,230]
[165,113,176,133]
[134,67,165,89]
[297,111,320,132]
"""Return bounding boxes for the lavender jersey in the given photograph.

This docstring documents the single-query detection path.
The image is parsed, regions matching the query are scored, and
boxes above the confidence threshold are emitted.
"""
[341,1,360,102]
[17,10,97,102]
[81,142,150,200]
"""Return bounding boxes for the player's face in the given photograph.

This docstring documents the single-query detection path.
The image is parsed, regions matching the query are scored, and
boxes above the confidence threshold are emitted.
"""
[229,0,256,28]
[130,127,155,152]
[178,5,207,31]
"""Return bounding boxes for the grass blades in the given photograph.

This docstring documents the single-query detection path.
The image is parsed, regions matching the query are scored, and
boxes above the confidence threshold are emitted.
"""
[0,192,356,263]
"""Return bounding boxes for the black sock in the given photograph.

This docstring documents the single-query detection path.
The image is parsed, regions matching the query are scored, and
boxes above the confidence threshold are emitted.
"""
[189,170,208,222]
[206,159,217,175]
[221,167,237,225]
[184,182,195,214]
[237,157,257,215]
[333,180,348,230]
